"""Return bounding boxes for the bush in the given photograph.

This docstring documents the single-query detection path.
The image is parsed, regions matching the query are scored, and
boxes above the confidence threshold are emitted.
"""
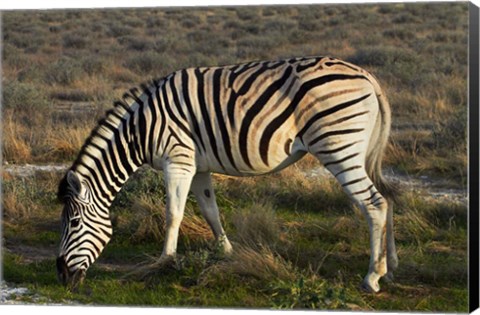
[81,56,108,76]
[235,7,259,21]
[2,44,29,69]
[348,46,416,67]
[44,58,84,86]
[432,105,467,152]
[118,35,154,51]
[3,81,50,111]
[263,19,298,32]
[383,28,415,41]
[392,12,420,24]
[124,52,175,76]
[62,33,88,49]
[298,19,322,32]
[106,22,135,37]
[7,32,31,49]
[50,89,93,102]
[180,14,202,29]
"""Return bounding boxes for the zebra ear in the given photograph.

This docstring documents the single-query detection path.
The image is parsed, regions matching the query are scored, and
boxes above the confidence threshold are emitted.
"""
[67,170,82,196]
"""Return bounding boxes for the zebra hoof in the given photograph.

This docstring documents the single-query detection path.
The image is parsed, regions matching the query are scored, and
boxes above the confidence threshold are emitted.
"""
[361,273,381,293]
[360,281,380,294]
[383,271,395,283]
[153,255,177,270]
[215,235,233,256]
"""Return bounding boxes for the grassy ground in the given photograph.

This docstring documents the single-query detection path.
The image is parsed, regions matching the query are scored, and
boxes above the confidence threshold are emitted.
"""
[2,162,468,311]
[1,2,470,312]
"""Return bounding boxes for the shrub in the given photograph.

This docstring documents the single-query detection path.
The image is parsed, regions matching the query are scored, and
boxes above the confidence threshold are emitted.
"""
[298,19,322,32]
[118,35,154,51]
[377,4,396,14]
[263,19,297,32]
[124,52,175,76]
[235,7,259,21]
[180,14,202,29]
[62,33,88,49]
[50,89,93,102]
[6,32,31,49]
[432,105,467,152]
[186,29,212,42]
[105,22,135,37]
[44,58,84,86]
[146,16,169,28]
[348,46,415,67]
[392,12,420,24]
[383,28,415,41]
[237,36,278,51]
[3,81,49,111]
[268,277,356,309]
[2,44,29,70]
[81,56,108,76]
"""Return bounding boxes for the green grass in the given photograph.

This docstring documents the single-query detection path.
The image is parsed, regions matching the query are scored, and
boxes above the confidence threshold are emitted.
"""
[2,165,469,311]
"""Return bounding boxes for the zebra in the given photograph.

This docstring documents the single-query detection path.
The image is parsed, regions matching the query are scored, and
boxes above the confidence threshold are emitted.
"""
[56,56,398,293]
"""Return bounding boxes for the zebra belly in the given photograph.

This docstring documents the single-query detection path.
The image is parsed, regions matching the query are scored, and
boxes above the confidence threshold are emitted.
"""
[204,151,306,176]
[203,137,308,177]
[268,150,308,174]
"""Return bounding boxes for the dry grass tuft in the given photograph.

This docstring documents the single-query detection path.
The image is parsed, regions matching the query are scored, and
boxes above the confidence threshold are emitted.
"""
[123,254,178,281]
[395,193,438,243]
[332,215,363,237]
[44,125,93,160]
[2,179,39,220]
[131,195,214,243]
[232,202,283,249]
[2,115,32,164]
[198,244,295,286]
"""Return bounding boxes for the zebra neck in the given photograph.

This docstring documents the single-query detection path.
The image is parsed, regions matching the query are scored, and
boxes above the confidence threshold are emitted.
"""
[72,147,141,209]
[73,99,149,208]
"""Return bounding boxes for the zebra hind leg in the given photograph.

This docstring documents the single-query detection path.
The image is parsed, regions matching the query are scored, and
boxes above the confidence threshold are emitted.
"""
[385,202,398,282]
[190,172,233,255]
[314,151,388,293]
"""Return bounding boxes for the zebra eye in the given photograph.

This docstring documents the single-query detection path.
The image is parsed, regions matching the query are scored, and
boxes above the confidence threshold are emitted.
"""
[70,217,81,228]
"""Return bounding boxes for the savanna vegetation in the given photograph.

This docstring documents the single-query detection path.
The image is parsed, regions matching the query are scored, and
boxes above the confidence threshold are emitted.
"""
[1,2,470,311]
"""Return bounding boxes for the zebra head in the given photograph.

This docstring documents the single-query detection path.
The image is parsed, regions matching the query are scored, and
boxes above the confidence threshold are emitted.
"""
[56,170,113,289]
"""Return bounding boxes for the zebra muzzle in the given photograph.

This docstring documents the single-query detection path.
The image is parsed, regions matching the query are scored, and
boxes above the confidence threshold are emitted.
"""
[56,256,69,286]
[56,256,86,290]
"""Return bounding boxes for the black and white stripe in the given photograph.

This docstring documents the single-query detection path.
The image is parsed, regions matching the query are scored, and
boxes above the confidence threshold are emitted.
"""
[57,56,396,292]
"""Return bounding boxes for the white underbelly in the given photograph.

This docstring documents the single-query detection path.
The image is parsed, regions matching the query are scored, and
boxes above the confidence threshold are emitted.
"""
[206,150,308,177]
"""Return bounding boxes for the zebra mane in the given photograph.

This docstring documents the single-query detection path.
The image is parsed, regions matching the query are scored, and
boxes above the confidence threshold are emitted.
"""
[58,79,162,201]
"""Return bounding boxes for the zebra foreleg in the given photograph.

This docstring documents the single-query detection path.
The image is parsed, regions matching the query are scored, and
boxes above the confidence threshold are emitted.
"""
[160,166,195,262]
[190,172,233,255]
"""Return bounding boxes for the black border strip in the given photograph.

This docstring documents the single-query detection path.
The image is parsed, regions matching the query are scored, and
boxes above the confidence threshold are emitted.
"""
[469,2,480,313]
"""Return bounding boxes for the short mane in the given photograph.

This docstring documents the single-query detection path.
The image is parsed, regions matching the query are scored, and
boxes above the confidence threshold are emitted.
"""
[58,78,162,201]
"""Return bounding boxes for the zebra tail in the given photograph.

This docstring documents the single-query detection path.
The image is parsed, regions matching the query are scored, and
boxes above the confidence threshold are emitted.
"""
[365,80,399,203]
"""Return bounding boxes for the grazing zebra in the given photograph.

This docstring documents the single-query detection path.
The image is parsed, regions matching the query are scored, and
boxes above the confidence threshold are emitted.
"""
[56,56,398,293]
